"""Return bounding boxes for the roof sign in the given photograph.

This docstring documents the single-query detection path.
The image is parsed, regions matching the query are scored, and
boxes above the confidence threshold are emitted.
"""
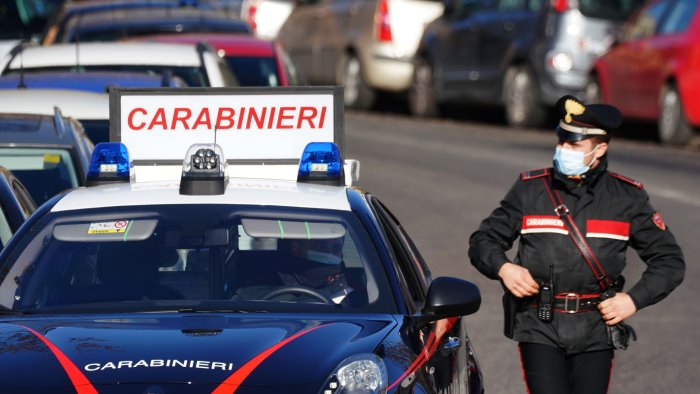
[109,87,344,165]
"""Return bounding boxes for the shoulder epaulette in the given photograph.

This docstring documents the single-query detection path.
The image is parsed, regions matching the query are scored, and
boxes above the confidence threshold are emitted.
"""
[608,171,643,189]
[521,168,551,181]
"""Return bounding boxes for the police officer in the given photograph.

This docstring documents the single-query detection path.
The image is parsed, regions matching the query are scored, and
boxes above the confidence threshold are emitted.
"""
[468,96,685,394]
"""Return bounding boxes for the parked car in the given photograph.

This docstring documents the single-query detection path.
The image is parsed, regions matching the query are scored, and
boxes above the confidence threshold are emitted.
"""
[411,0,644,126]
[0,88,110,144]
[588,0,699,145]
[278,0,445,109]
[42,0,244,45]
[0,70,188,92]
[132,33,304,86]
[240,0,296,39]
[0,42,239,87]
[0,166,36,252]
[0,110,93,204]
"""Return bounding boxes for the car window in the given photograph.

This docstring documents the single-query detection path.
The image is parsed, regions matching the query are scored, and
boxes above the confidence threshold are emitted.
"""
[498,0,526,11]
[0,203,13,248]
[459,0,493,18]
[658,0,697,34]
[371,198,429,305]
[225,56,281,87]
[0,147,79,205]
[620,0,672,41]
[578,0,646,21]
[0,0,64,40]
[11,179,35,217]
[0,205,397,314]
[280,48,303,86]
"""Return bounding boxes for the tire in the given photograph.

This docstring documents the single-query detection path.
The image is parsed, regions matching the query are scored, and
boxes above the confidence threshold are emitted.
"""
[658,84,694,145]
[504,65,547,128]
[409,57,439,117]
[338,54,374,110]
[585,75,602,104]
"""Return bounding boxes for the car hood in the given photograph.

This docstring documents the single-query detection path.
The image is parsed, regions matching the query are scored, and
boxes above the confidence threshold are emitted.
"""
[0,314,396,392]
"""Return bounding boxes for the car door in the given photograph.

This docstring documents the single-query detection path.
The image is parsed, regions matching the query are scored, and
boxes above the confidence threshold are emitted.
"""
[439,0,493,98]
[638,0,698,117]
[604,0,673,116]
[370,197,476,393]
[474,0,537,86]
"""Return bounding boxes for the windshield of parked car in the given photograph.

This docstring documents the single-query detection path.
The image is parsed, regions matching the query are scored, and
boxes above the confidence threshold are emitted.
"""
[225,56,281,86]
[0,205,397,314]
[0,147,79,204]
[578,0,646,21]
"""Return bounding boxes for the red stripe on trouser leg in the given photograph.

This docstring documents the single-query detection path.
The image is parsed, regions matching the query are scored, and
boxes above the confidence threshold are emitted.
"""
[518,343,532,394]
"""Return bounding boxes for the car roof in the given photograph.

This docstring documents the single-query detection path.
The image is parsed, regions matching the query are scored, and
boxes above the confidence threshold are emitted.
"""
[51,178,353,213]
[136,33,276,57]
[0,89,109,120]
[0,71,185,93]
[4,42,205,71]
[0,112,81,147]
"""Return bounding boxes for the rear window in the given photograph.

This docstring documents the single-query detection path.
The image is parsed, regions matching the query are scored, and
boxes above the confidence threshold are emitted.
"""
[225,56,281,87]
[0,147,79,204]
[578,0,645,21]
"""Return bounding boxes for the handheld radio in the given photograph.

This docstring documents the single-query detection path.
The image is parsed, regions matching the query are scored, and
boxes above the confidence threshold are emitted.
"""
[537,264,554,322]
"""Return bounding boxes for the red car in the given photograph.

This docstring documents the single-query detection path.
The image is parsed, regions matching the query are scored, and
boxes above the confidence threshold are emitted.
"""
[131,33,304,87]
[588,0,699,145]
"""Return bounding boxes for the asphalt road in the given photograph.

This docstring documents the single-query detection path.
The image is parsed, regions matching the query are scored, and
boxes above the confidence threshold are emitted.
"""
[345,110,700,394]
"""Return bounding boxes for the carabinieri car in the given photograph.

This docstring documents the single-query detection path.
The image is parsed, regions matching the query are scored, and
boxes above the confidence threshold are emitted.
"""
[0,142,483,393]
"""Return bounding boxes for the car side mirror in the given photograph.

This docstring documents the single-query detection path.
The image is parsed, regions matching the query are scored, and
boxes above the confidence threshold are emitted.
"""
[420,277,481,320]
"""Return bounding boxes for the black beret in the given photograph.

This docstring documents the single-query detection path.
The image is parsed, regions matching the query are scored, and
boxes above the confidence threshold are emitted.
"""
[555,95,622,141]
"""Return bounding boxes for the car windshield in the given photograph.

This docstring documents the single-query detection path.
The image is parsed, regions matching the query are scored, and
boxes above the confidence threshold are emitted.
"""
[578,0,646,21]
[0,147,79,204]
[0,204,397,314]
[225,56,281,87]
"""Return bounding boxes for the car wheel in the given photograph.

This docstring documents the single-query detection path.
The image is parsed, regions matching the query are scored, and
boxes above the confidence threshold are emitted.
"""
[585,75,602,104]
[339,54,374,110]
[504,65,546,128]
[658,84,694,145]
[409,57,439,117]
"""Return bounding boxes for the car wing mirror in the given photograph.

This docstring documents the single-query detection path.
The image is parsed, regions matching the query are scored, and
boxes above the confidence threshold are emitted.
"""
[417,277,481,323]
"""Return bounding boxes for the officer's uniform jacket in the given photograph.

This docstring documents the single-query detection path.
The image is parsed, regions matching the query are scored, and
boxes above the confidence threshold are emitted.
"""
[469,159,685,354]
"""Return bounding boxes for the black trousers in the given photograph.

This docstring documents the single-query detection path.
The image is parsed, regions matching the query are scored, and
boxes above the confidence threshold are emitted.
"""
[519,342,614,394]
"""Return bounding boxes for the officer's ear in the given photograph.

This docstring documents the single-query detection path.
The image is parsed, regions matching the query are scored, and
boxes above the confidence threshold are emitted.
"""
[594,142,608,159]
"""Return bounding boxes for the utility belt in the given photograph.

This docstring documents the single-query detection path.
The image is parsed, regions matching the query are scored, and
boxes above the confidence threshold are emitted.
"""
[529,292,601,314]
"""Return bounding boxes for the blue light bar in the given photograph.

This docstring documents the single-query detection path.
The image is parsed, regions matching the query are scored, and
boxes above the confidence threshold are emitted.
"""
[297,142,344,186]
[86,142,131,186]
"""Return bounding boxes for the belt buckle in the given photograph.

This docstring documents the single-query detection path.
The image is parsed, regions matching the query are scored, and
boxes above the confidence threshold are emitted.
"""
[563,293,580,313]
[554,204,570,216]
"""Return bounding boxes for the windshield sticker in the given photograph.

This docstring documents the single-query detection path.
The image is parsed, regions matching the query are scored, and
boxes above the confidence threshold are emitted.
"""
[87,220,130,234]
[43,154,61,164]
[84,359,234,372]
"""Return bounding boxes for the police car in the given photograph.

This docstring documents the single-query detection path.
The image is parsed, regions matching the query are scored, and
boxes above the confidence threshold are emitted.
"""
[0,88,483,393]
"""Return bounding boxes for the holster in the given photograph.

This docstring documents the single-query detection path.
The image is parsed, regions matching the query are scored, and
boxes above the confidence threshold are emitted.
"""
[502,292,517,338]
[601,283,638,350]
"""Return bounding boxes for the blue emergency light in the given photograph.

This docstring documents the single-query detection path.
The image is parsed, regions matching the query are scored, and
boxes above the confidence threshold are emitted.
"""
[297,142,345,186]
[86,142,131,187]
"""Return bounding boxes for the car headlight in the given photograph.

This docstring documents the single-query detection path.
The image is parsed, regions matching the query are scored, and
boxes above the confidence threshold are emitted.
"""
[321,354,388,394]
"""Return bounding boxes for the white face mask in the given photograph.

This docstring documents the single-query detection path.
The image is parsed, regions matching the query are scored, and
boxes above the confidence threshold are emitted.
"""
[553,145,600,176]
[305,250,342,265]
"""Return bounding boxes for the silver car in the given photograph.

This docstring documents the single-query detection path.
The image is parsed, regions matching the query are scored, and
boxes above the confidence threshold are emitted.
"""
[279,0,444,109]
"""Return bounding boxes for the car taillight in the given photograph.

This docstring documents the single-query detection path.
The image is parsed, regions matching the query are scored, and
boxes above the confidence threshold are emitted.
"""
[374,0,392,42]
[552,0,569,13]
[245,0,260,31]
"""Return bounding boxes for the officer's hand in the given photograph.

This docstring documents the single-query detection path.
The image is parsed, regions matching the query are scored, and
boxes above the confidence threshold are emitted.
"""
[598,292,637,326]
[498,262,539,298]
